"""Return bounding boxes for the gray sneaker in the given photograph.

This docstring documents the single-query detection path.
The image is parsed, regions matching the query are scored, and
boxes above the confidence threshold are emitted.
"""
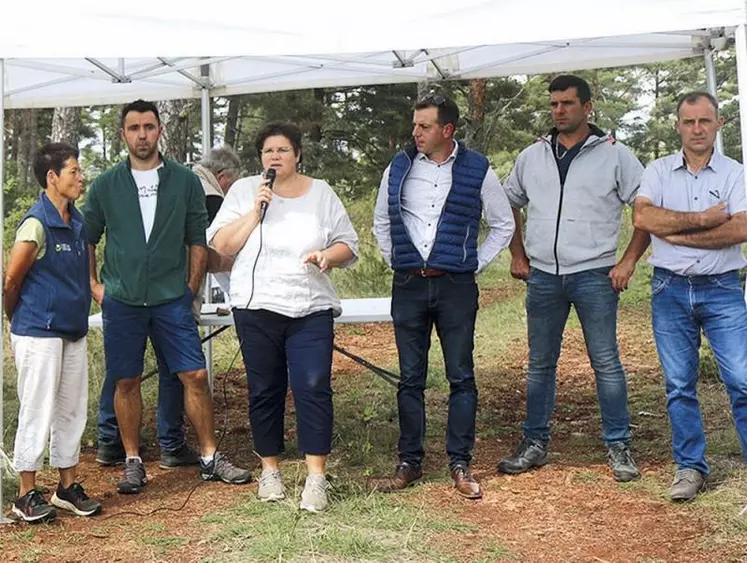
[607,442,640,482]
[497,437,549,475]
[300,474,329,513]
[670,468,705,501]
[117,458,147,494]
[200,451,252,485]
[258,469,286,502]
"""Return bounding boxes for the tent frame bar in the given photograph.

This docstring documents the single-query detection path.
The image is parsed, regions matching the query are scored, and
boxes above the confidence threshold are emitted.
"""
[85,58,131,83]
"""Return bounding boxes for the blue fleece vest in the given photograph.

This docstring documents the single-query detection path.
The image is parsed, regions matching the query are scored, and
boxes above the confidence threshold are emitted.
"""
[11,193,90,341]
[387,142,487,272]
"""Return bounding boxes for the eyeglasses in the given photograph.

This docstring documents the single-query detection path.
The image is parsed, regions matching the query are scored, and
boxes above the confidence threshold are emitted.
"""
[418,94,447,106]
[261,147,294,156]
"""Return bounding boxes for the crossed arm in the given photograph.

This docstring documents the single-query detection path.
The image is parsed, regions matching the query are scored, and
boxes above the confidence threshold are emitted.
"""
[633,197,747,249]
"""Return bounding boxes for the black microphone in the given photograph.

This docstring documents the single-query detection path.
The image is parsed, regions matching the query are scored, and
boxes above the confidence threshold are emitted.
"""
[259,168,276,222]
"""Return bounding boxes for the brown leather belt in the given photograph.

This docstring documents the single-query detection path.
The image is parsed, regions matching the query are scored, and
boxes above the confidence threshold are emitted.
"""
[408,268,447,278]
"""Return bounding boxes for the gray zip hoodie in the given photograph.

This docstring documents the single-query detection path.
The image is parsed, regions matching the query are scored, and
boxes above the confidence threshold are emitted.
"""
[504,125,643,275]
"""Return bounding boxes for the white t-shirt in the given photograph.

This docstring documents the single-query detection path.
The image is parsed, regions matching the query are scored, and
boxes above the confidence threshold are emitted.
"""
[207,175,359,318]
[132,166,161,243]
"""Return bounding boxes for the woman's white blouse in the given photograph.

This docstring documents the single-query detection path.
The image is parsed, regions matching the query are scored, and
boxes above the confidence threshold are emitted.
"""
[207,176,359,318]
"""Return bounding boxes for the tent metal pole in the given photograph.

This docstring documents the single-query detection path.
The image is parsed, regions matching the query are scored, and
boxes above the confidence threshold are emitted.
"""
[0,57,13,524]
[200,77,214,390]
[704,45,724,153]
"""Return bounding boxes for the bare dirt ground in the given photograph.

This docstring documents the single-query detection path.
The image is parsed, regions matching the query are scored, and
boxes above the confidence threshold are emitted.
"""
[3,290,746,562]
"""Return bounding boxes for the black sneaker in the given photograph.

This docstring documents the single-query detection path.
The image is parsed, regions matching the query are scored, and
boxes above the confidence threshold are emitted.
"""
[607,442,640,482]
[96,442,126,466]
[497,437,550,475]
[51,482,102,517]
[12,490,57,523]
[117,458,147,494]
[200,452,251,485]
[159,443,200,469]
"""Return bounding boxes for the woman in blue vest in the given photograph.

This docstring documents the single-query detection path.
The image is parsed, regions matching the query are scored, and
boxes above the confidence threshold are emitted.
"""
[4,143,101,522]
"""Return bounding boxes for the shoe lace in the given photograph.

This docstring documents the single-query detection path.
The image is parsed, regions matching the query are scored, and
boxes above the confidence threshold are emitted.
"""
[609,446,633,466]
[674,469,699,484]
[516,438,537,457]
[68,483,89,501]
[305,476,328,496]
[26,489,46,507]
[259,470,282,487]
[123,460,145,482]
[213,452,241,475]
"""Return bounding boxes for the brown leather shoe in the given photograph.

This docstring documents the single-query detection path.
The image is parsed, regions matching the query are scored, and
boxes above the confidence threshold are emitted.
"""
[371,462,423,493]
[451,465,482,499]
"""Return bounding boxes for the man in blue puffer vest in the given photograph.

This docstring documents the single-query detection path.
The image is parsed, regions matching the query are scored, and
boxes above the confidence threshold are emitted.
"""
[373,94,515,499]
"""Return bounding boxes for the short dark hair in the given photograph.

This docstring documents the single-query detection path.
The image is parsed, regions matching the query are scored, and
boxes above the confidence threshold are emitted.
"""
[121,99,160,127]
[33,142,79,189]
[676,91,719,117]
[254,121,303,164]
[548,75,592,104]
[414,94,459,128]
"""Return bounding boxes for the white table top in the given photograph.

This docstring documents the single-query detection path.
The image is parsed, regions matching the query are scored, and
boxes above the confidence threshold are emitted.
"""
[88,297,392,328]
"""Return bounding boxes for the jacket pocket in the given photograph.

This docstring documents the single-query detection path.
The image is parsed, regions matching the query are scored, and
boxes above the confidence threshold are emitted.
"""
[524,218,557,266]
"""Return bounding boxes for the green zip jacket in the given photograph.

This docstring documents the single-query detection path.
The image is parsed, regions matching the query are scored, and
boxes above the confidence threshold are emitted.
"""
[83,157,208,307]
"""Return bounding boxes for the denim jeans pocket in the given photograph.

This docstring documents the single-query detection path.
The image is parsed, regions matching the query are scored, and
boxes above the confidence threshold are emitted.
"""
[710,274,743,293]
[587,266,613,279]
[446,272,476,284]
[393,272,414,287]
[651,273,673,296]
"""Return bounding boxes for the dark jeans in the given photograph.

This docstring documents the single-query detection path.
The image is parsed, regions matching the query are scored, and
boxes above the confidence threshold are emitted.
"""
[97,337,186,452]
[523,267,631,446]
[651,268,747,475]
[391,271,479,469]
[233,308,334,457]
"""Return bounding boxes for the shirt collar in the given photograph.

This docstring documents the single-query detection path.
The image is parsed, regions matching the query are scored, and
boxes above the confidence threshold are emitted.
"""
[673,148,721,173]
[416,140,458,163]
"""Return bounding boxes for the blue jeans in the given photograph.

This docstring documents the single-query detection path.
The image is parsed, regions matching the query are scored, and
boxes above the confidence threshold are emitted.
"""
[391,271,479,469]
[651,268,747,476]
[523,267,631,446]
[97,336,186,452]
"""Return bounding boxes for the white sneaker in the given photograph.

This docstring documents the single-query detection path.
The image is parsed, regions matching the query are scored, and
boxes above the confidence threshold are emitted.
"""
[257,469,286,502]
[299,474,329,513]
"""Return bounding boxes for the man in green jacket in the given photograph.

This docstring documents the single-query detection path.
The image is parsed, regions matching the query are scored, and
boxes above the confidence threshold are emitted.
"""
[84,99,250,494]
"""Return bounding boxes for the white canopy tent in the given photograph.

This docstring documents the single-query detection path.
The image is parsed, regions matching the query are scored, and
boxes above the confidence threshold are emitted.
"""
[3,0,747,519]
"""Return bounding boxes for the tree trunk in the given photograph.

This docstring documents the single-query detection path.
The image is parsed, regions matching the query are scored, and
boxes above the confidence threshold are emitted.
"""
[157,99,190,162]
[417,81,430,99]
[465,79,487,152]
[51,106,82,146]
[224,96,241,148]
[17,109,38,191]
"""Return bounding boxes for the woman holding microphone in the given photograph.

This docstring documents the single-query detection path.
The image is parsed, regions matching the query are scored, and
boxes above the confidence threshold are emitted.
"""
[208,122,358,512]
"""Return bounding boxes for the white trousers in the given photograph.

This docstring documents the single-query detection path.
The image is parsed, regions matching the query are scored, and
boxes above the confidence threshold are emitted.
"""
[12,334,88,472]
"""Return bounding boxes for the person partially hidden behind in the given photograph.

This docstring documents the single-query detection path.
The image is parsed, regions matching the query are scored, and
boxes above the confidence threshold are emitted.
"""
[5,143,102,522]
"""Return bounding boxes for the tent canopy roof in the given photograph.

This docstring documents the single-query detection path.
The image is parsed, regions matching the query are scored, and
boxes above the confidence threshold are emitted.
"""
[1,0,745,108]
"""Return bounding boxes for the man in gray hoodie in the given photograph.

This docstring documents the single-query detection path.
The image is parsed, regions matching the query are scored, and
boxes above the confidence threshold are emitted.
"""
[498,75,650,482]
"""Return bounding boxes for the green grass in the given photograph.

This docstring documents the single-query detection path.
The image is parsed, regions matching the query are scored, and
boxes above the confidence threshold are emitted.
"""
[201,482,467,562]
